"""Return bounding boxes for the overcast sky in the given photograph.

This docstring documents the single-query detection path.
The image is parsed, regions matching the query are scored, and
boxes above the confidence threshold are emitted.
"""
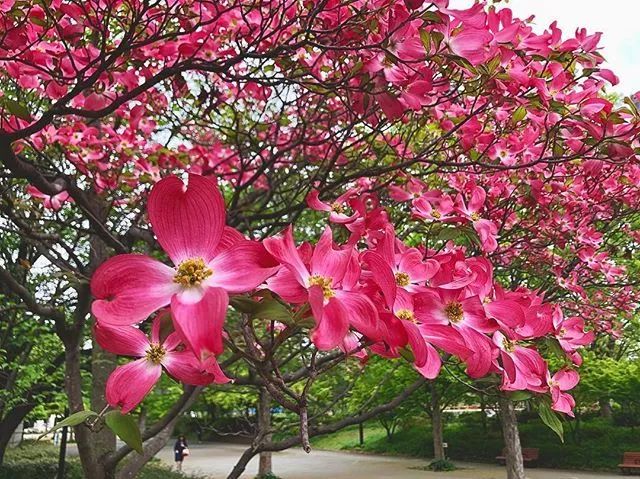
[449,0,640,94]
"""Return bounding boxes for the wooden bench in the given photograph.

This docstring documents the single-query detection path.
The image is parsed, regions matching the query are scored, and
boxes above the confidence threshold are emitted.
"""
[619,452,640,475]
[496,447,539,467]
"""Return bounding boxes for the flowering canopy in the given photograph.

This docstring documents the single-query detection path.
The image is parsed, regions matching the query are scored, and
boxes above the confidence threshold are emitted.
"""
[1,0,639,462]
[91,173,595,416]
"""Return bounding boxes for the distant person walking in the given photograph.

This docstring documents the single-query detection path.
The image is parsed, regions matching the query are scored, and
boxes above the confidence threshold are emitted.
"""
[174,435,190,471]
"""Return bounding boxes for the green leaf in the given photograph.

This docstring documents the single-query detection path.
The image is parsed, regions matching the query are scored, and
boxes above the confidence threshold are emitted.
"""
[229,296,259,314]
[508,391,532,402]
[231,295,293,324]
[104,411,143,454]
[544,337,565,359]
[38,410,97,439]
[436,226,464,242]
[252,298,293,323]
[420,30,431,52]
[3,99,31,121]
[512,106,527,123]
[538,401,564,442]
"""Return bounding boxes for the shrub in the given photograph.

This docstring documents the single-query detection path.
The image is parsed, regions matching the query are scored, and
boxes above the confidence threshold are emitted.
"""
[0,441,199,479]
[428,459,457,471]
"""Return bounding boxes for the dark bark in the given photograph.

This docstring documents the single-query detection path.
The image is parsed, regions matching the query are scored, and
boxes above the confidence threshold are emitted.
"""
[599,398,613,419]
[498,395,525,479]
[430,383,445,461]
[257,388,273,478]
[90,338,117,477]
[0,403,32,464]
[63,332,105,479]
[56,408,69,479]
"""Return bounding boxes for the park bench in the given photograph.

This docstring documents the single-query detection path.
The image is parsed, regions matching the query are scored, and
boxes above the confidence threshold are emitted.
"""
[619,452,640,475]
[496,447,539,467]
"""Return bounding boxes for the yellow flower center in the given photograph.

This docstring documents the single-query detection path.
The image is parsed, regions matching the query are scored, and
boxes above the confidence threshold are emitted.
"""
[502,338,516,353]
[395,272,411,287]
[146,344,166,364]
[444,301,464,323]
[331,202,345,214]
[308,274,335,299]
[396,309,415,322]
[471,212,481,221]
[173,258,213,287]
[432,210,442,219]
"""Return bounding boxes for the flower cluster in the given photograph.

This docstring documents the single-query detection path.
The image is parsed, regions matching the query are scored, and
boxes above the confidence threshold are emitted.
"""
[92,174,592,416]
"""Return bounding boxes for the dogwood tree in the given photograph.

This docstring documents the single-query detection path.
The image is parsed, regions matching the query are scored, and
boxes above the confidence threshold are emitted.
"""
[0,1,639,479]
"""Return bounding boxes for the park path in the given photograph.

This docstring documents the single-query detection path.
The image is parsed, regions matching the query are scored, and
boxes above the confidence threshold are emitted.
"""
[157,442,621,479]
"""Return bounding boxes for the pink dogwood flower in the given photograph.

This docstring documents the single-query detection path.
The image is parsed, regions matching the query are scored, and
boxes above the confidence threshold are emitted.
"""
[455,186,498,252]
[96,316,229,414]
[264,226,379,350]
[26,185,73,211]
[493,331,547,392]
[414,288,497,377]
[91,174,278,367]
[306,189,360,224]
[548,369,579,416]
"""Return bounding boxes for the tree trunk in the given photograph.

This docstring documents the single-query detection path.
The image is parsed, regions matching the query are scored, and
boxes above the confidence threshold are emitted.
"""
[257,388,273,478]
[430,383,445,461]
[63,332,104,479]
[358,422,364,446]
[498,395,525,479]
[0,403,33,464]
[480,395,487,434]
[56,408,69,479]
[91,338,117,476]
[599,398,613,419]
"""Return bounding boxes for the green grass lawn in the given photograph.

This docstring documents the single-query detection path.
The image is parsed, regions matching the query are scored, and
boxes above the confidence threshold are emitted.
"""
[0,441,201,479]
[312,415,640,471]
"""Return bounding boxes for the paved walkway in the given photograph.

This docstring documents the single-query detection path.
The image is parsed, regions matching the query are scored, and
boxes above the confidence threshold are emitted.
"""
[157,443,621,479]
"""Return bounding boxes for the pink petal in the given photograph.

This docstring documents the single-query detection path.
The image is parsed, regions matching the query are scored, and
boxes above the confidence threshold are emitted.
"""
[398,249,429,282]
[306,190,331,212]
[461,295,496,332]
[362,251,397,307]
[551,390,576,417]
[207,240,279,293]
[485,299,525,328]
[94,321,149,357]
[401,320,427,368]
[148,174,225,264]
[413,292,448,325]
[214,227,246,254]
[263,226,310,286]
[309,291,349,350]
[340,332,368,362]
[106,359,161,414]
[335,290,381,341]
[468,186,486,212]
[553,369,579,391]
[459,326,494,378]
[415,343,442,379]
[420,324,471,358]
[162,351,229,385]
[91,254,178,325]
[266,267,309,304]
[310,227,351,281]
[171,287,228,359]
[449,29,493,66]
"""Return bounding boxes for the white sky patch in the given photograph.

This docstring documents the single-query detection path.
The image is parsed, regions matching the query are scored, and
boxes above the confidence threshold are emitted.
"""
[449,0,640,95]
